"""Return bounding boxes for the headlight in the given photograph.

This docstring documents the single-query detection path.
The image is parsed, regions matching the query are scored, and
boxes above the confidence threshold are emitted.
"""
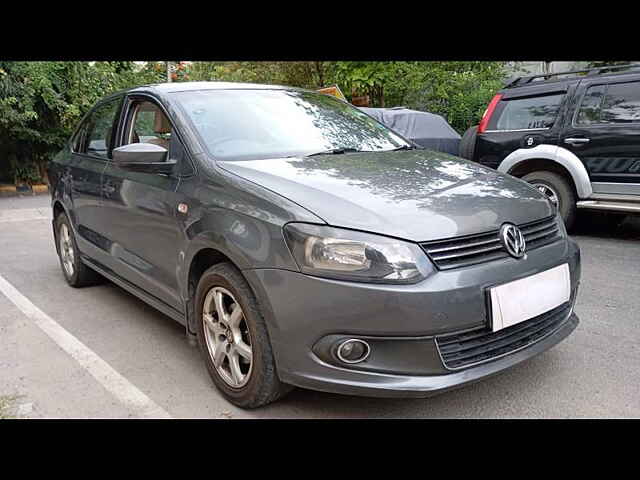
[283,223,433,284]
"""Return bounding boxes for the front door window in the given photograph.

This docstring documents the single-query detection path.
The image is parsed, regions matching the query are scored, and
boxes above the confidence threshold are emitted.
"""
[125,101,172,150]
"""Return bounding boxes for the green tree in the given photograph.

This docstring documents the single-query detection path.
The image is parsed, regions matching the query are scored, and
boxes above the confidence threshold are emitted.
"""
[401,62,507,133]
[0,61,163,184]
[188,61,329,89]
[0,60,509,185]
[330,61,507,132]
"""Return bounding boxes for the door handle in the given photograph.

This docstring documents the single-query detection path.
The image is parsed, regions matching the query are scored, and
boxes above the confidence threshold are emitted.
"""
[564,137,590,146]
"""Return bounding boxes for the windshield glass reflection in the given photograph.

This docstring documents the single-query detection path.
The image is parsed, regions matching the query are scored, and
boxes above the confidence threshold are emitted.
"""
[172,89,409,161]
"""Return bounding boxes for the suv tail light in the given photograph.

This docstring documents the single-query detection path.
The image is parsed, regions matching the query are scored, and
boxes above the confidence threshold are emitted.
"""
[477,93,503,133]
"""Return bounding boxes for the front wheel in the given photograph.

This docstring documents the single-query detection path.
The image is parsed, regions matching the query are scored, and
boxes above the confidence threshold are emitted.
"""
[195,263,292,408]
[522,171,577,231]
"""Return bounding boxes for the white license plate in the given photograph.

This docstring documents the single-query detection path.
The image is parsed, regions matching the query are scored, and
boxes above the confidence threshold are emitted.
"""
[489,263,570,332]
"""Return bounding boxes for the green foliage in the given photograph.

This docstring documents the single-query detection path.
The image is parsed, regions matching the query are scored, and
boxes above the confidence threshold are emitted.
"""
[0,61,508,184]
[0,61,164,183]
[400,62,507,133]
[188,61,507,132]
[189,61,329,89]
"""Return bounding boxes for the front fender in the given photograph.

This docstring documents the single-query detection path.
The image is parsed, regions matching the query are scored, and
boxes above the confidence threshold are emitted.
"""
[178,208,301,302]
[499,144,592,199]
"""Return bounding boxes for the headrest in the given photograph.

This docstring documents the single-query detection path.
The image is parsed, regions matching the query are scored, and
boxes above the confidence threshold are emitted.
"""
[154,111,172,134]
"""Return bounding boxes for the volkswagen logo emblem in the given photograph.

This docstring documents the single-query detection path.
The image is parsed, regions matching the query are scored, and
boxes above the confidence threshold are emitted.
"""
[500,224,526,258]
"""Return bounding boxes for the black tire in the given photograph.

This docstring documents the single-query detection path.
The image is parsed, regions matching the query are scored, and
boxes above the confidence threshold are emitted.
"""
[458,125,478,160]
[522,171,577,231]
[194,263,292,408]
[54,212,103,287]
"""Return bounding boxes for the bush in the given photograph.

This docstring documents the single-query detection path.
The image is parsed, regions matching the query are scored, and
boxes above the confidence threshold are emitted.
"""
[0,61,164,184]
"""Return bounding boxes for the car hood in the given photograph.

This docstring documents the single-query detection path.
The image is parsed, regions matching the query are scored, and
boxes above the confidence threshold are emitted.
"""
[218,150,553,242]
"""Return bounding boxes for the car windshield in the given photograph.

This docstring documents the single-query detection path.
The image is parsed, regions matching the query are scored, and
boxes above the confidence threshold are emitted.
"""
[171,89,410,161]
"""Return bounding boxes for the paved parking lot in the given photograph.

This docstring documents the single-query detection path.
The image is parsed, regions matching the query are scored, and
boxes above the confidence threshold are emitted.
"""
[1,194,639,418]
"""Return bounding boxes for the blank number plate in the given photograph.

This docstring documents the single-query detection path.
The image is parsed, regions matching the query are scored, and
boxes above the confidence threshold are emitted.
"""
[489,263,570,332]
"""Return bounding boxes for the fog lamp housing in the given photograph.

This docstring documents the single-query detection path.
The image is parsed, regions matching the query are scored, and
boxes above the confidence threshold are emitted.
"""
[336,339,371,364]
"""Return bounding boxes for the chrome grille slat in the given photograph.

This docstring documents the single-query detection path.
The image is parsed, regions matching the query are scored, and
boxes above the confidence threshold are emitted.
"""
[521,221,557,235]
[427,236,501,254]
[525,227,559,243]
[421,215,561,270]
[434,250,509,270]
[430,243,503,261]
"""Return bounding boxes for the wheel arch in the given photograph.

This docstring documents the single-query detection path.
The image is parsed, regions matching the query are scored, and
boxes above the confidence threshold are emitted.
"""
[182,242,253,336]
[498,144,592,199]
[52,199,67,220]
[51,199,72,255]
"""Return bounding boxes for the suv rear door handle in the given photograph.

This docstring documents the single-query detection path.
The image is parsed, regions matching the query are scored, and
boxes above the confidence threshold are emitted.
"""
[564,137,590,146]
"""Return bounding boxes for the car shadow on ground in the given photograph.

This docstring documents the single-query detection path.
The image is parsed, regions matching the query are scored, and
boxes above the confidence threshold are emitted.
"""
[571,213,640,241]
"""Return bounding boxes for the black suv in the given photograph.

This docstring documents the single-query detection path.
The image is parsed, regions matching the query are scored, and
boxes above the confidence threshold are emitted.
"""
[459,64,640,229]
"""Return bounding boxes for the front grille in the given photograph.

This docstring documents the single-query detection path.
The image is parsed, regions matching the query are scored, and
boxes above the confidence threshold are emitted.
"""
[435,302,571,370]
[420,215,562,270]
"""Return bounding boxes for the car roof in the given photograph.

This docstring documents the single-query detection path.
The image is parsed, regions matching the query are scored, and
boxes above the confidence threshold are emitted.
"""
[131,81,300,94]
[502,66,640,94]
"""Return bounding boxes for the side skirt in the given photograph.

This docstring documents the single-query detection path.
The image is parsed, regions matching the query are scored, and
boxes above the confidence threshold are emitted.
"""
[81,256,186,326]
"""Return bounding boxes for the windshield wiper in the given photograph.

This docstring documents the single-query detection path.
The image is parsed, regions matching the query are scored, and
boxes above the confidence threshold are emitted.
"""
[306,148,364,157]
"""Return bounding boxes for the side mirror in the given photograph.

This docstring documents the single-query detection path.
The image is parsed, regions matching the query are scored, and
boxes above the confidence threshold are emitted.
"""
[113,143,176,175]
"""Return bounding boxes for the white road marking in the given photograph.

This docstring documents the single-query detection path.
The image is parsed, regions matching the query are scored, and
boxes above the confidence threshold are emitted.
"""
[17,402,34,416]
[0,273,172,419]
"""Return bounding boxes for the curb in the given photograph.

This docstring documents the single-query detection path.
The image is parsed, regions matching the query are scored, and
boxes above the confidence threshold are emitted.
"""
[0,184,49,198]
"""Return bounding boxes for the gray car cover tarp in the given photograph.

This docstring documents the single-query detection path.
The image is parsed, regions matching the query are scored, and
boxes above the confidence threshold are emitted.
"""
[359,107,461,155]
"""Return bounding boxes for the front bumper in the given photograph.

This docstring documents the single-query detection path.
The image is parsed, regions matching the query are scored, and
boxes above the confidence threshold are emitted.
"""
[243,237,581,398]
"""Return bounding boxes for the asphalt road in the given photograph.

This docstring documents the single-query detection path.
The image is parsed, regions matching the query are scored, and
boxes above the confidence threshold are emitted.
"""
[1,194,639,418]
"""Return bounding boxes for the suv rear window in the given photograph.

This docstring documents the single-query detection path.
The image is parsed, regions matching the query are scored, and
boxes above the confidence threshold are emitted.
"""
[493,94,564,131]
[577,81,640,125]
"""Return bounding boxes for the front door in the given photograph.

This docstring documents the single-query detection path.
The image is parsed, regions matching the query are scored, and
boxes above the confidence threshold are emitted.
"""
[561,76,640,196]
[100,96,187,312]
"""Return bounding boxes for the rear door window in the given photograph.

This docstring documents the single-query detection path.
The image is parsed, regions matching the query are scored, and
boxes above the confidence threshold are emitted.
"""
[577,81,640,125]
[84,98,122,158]
[601,82,640,123]
[576,85,606,125]
[494,94,564,131]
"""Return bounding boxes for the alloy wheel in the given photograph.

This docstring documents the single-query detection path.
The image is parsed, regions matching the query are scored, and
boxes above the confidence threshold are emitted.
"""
[531,182,560,207]
[202,286,253,388]
[59,223,75,277]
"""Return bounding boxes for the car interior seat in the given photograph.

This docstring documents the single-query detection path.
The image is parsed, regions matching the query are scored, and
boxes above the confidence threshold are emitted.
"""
[145,110,171,150]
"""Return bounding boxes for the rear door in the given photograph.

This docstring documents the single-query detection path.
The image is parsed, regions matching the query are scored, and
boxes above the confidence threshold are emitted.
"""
[68,96,123,266]
[475,84,568,168]
[561,76,640,196]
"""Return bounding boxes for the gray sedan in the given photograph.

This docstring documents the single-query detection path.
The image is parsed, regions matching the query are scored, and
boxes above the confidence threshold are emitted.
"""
[48,82,580,408]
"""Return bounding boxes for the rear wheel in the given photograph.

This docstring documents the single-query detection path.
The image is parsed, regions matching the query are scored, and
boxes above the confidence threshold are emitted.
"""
[522,170,577,231]
[458,125,478,160]
[55,213,103,287]
[195,263,292,408]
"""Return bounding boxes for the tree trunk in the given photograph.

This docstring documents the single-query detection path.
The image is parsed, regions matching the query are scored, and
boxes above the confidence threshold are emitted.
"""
[315,61,325,87]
